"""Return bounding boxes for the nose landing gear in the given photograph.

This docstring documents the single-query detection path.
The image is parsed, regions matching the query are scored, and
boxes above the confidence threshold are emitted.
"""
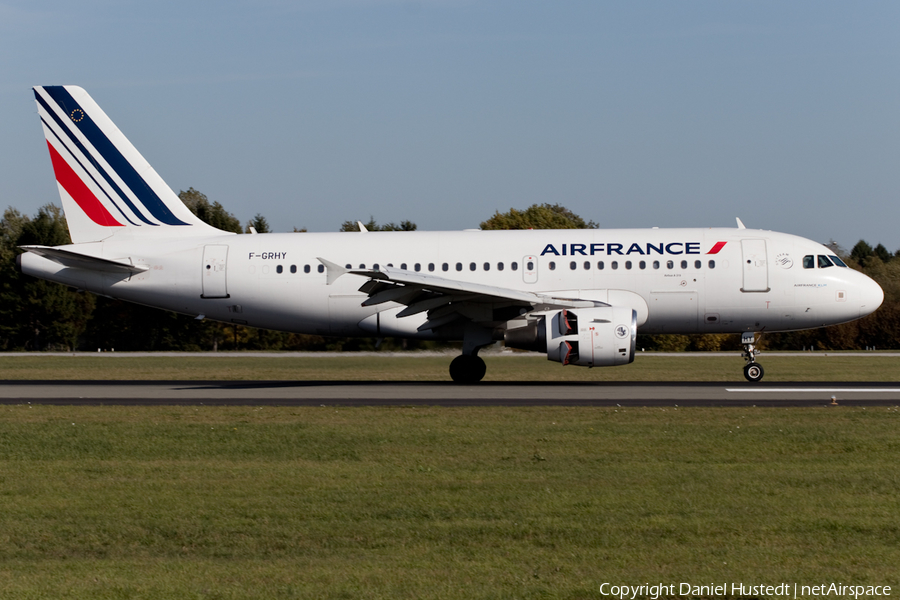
[741,331,764,382]
[743,361,764,382]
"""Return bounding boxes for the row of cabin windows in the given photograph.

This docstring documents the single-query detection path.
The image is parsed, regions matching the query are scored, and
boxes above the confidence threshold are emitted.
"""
[278,262,523,273]
[274,259,716,275]
[556,259,715,271]
[388,262,523,272]
[273,265,324,274]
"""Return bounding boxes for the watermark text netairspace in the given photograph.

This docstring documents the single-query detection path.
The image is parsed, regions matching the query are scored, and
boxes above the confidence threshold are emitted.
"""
[599,582,891,599]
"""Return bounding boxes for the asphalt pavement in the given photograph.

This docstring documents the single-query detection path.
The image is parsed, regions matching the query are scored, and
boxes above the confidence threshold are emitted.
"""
[2,380,898,406]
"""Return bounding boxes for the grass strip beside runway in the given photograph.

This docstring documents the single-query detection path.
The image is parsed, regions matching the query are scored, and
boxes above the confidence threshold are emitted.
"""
[1,353,899,381]
[0,405,898,599]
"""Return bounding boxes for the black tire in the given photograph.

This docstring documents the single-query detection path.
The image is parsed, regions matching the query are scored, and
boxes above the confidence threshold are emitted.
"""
[449,355,487,384]
[743,362,764,383]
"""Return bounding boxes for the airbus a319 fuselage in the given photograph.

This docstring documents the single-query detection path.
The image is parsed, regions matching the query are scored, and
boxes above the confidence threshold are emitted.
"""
[18,86,884,382]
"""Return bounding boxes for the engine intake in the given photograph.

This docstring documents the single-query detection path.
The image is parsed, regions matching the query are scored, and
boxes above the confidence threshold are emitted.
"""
[505,306,636,368]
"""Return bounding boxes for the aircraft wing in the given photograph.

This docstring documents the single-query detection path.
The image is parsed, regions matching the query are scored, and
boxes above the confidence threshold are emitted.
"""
[318,257,603,331]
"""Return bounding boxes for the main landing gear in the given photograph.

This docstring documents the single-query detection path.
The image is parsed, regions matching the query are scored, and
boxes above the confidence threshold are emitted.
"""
[449,354,486,384]
[741,331,764,382]
[449,323,493,384]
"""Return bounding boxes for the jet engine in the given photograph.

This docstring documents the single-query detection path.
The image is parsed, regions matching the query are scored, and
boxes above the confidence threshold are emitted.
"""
[505,306,636,367]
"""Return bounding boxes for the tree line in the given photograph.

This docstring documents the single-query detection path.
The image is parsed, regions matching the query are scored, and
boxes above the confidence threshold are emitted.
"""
[1,195,897,352]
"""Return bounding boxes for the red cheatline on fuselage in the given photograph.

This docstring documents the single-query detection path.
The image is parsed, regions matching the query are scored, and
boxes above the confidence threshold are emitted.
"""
[46,142,123,227]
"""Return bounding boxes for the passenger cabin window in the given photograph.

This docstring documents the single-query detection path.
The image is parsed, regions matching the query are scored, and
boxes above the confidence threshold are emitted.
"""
[526,261,533,270]
[290,265,297,274]
[276,265,283,274]
[803,255,815,269]
[708,260,715,269]
[345,264,352,269]
[818,255,833,268]
[414,263,421,272]
[694,260,701,269]
[428,263,435,272]
[483,262,490,271]
[667,260,674,269]
[653,260,660,269]
[597,261,604,270]
[511,262,518,271]
[498,262,504,271]
[625,261,632,270]
[570,261,577,270]
[304,265,310,273]
[442,263,449,272]
[456,263,462,271]
[373,264,379,270]
[611,261,618,270]
[470,262,476,271]
[681,260,688,269]
[639,261,646,270]
[549,261,556,271]
[317,264,324,273]
[401,263,408,270]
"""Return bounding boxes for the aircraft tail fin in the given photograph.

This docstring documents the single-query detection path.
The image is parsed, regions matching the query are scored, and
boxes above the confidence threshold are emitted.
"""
[33,86,226,244]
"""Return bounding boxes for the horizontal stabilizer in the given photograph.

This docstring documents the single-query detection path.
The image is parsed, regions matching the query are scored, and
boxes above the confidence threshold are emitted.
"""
[20,245,149,274]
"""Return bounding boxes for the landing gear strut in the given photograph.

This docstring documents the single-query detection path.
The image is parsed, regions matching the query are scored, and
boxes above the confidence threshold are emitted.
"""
[741,332,764,382]
[449,323,493,384]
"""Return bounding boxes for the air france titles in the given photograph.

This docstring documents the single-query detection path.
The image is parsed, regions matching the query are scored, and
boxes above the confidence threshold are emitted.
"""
[540,242,705,257]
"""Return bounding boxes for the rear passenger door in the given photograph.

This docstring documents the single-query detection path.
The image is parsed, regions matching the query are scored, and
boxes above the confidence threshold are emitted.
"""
[201,245,230,298]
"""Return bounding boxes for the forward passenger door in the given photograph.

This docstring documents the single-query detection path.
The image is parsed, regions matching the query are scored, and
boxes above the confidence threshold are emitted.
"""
[740,239,769,293]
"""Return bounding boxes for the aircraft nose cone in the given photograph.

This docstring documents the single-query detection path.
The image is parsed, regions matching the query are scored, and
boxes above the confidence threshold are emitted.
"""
[859,276,884,318]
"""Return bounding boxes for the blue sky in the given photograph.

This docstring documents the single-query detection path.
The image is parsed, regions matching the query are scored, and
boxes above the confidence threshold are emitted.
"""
[2,1,898,251]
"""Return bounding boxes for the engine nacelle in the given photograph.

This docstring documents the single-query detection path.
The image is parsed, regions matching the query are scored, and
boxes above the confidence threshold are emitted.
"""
[505,306,636,367]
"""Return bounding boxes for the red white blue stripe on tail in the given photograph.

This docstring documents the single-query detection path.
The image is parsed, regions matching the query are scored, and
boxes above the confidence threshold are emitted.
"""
[34,86,220,243]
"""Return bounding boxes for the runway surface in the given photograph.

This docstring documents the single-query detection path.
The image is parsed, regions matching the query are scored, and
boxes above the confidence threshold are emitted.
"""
[2,380,899,406]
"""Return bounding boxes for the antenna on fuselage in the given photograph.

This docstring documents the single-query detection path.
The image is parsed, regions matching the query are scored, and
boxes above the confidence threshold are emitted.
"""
[736,217,746,229]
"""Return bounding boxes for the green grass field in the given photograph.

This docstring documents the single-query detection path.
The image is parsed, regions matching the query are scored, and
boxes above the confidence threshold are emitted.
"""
[0,405,898,599]
[1,355,898,598]
[1,353,899,381]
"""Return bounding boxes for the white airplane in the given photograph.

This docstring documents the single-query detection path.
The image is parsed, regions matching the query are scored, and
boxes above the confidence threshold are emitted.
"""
[18,86,884,383]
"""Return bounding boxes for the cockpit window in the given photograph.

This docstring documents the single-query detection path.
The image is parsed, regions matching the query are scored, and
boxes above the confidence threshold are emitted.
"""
[829,255,848,267]
[817,255,833,268]
[803,255,815,269]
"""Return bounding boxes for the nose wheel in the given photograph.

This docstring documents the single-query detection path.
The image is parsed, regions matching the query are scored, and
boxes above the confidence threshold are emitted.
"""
[741,332,764,382]
[743,362,764,382]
